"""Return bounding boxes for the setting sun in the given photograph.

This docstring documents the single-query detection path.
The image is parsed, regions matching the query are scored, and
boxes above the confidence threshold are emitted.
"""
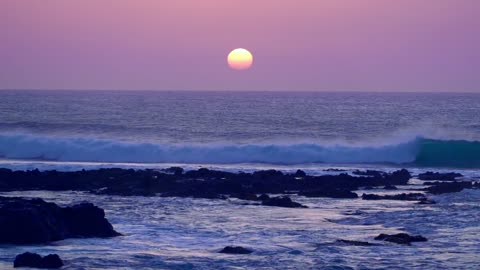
[227,48,253,70]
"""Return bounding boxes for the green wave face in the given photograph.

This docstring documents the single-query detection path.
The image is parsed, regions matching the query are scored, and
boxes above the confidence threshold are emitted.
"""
[415,139,480,168]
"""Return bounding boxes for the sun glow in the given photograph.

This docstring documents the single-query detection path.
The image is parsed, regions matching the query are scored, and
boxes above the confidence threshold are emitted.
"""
[227,48,253,70]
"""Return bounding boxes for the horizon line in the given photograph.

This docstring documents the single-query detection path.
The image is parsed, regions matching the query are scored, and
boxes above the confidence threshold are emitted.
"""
[1,88,479,94]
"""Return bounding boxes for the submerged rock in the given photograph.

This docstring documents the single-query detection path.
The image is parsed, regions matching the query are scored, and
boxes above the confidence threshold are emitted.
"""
[424,181,472,194]
[299,189,358,199]
[0,196,120,244]
[361,193,426,201]
[418,171,462,181]
[261,196,307,208]
[219,246,253,254]
[335,239,379,246]
[374,233,427,245]
[13,252,63,269]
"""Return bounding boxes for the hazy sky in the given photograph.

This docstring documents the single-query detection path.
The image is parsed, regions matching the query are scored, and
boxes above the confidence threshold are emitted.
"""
[1,0,479,92]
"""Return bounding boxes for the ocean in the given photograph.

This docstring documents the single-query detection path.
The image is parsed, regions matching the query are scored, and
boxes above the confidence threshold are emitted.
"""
[0,90,479,170]
[0,90,479,269]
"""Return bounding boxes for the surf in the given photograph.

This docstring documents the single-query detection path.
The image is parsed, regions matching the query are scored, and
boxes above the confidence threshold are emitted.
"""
[0,133,478,168]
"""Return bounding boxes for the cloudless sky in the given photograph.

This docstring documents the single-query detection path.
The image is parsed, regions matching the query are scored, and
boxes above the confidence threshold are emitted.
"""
[1,0,479,92]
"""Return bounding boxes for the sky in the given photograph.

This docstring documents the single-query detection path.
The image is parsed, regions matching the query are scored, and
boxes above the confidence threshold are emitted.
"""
[1,0,479,92]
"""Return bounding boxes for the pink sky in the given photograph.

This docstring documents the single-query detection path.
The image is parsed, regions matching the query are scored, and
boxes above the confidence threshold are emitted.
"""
[1,0,479,91]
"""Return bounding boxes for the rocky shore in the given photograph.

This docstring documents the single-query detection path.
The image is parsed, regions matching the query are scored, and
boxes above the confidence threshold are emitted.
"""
[0,167,478,268]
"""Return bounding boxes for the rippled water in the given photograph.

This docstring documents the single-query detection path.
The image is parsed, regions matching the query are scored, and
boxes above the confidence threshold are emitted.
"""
[1,187,479,269]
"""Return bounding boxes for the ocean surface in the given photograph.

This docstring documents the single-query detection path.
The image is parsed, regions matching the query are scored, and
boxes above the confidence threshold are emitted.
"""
[0,90,479,269]
[0,90,479,171]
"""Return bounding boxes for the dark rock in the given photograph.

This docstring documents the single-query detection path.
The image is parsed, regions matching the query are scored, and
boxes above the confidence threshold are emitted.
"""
[384,185,398,190]
[162,167,184,176]
[39,254,63,269]
[0,196,120,244]
[374,233,427,245]
[62,202,120,237]
[14,252,42,268]
[261,196,307,208]
[362,193,426,201]
[418,171,462,181]
[294,169,307,178]
[353,170,384,177]
[219,246,253,254]
[336,239,378,246]
[0,168,414,203]
[258,194,270,201]
[323,168,347,172]
[417,199,436,205]
[299,189,358,199]
[14,252,63,269]
[424,181,472,194]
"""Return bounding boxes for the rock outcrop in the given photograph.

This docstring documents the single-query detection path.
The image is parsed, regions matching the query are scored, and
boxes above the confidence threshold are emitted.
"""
[0,196,120,244]
[13,252,63,269]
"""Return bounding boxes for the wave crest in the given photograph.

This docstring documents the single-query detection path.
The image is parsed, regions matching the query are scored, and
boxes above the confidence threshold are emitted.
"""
[0,133,478,168]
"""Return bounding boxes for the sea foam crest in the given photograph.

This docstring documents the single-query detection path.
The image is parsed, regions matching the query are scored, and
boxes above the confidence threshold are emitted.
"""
[0,133,479,167]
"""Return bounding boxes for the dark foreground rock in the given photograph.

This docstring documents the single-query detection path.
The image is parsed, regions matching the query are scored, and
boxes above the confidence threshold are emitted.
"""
[261,195,307,208]
[418,172,463,181]
[0,196,120,244]
[219,246,253,254]
[14,252,63,269]
[362,193,427,201]
[374,233,427,245]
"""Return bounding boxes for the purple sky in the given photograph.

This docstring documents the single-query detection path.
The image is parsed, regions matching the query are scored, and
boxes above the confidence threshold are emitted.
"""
[1,0,479,92]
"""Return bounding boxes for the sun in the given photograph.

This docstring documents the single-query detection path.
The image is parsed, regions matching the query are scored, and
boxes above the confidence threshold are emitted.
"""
[227,48,253,70]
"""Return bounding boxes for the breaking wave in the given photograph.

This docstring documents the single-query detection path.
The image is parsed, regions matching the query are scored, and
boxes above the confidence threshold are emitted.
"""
[0,133,479,168]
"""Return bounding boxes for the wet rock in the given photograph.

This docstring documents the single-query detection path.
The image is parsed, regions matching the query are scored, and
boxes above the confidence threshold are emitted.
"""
[261,196,307,208]
[424,181,472,194]
[219,246,253,254]
[294,169,307,178]
[299,189,358,199]
[353,170,384,177]
[336,239,378,246]
[418,171,462,181]
[0,168,413,201]
[62,202,121,238]
[374,233,427,245]
[162,167,184,176]
[0,196,120,244]
[258,194,270,201]
[384,185,398,190]
[14,252,63,269]
[323,168,347,172]
[417,199,436,205]
[361,193,426,201]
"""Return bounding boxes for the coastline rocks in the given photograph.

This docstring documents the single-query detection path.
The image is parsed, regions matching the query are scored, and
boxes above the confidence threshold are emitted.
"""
[424,181,472,194]
[0,168,414,201]
[219,246,253,254]
[0,196,120,244]
[299,189,358,199]
[374,233,427,245]
[261,196,307,208]
[14,252,63,269]
[418,172,462,181]
[362,193,427,201]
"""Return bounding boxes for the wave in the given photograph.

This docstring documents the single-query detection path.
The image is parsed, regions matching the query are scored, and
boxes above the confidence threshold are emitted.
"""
[0,133,479,168]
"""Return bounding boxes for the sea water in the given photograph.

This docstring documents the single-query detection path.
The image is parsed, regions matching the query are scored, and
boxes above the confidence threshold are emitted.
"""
[0,90,479,269]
